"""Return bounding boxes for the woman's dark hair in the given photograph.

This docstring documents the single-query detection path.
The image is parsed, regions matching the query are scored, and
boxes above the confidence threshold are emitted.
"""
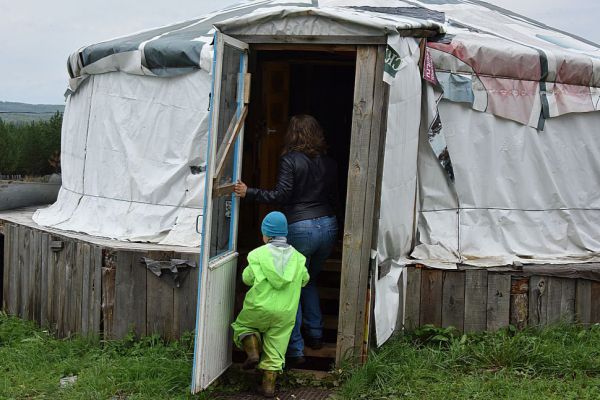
[282,115,327,158]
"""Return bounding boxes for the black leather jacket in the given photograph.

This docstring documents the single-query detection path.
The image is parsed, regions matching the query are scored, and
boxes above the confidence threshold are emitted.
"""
[246,151,338,224]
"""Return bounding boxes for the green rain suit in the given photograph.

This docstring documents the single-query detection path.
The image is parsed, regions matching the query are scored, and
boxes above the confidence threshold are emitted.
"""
[232,242,309,371]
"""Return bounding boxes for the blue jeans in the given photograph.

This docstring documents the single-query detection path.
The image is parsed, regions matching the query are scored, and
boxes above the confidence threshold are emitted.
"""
[286,215,338,357]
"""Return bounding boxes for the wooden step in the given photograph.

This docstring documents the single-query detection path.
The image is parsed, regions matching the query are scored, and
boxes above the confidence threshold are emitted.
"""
[304,342,336,358]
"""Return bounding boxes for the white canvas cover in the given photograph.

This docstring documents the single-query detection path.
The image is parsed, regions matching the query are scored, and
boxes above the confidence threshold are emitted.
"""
[34,70,211,246]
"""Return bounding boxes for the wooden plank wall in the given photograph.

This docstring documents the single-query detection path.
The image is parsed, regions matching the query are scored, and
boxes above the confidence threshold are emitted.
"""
[2,223,199,340]
[403,266,600,332]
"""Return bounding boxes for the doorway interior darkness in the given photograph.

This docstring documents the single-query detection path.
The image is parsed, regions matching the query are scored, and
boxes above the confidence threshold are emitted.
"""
[233,49,357,369]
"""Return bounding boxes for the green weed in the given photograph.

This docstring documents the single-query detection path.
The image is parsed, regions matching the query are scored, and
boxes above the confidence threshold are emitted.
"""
[336,324,600,399]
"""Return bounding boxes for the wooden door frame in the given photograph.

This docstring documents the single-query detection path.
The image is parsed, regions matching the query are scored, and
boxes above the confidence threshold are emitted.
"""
[336,44,388,365]
[237,37,390,366]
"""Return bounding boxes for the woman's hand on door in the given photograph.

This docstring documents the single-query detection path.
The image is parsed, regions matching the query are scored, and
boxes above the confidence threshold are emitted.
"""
[234,181,248,198]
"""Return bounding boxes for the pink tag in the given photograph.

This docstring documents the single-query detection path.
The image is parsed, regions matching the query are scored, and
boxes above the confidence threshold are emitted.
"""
[422,49,438,85]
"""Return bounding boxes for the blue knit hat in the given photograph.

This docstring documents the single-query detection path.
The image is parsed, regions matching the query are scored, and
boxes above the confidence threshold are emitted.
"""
[261,211,288,237]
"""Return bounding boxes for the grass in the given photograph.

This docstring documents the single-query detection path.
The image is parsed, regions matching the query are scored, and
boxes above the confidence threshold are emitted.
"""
[4,311,600,399]
[0,312,201,399]
[336,324,600,399]
[0,312,328,399]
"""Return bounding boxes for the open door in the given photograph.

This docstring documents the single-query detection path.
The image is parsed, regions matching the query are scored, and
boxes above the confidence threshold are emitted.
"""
[191,32,249,393]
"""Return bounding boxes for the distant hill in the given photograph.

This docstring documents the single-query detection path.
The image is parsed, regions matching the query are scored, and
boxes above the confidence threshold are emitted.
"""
[0,101,65,123]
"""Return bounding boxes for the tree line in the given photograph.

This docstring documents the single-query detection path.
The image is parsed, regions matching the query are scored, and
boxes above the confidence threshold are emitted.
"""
[0,112,62,176]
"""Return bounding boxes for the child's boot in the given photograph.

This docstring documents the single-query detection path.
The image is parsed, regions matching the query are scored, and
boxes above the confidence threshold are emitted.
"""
[259,370,277,398]
[241,335,260,370]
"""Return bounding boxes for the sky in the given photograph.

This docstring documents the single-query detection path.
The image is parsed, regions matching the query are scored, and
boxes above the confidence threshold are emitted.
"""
[1,0,598,105]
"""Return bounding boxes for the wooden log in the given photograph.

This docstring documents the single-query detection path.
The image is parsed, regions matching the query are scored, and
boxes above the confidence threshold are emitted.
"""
[419,269,443,326]
[173,252,199,337]
[40,233,50,327]
[576,279,592,325]
[2,224,12,312]
[590,281,600,323]
[464,270,488,333]
[114,251,147,338]
[102,250,117,339]
[441,271,465,331]
[486,273,511,331]
[404,267,421,330]
[560,279,576,323]
[510,277,529,330]
[337,44,378,364]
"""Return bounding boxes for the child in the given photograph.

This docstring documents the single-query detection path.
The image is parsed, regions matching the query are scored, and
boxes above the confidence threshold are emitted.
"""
[231,211,309,398]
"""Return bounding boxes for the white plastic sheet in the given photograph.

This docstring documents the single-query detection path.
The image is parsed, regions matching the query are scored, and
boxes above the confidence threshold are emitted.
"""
[34,70,211,246]
[415,101,600,266]
[374,36,421,346]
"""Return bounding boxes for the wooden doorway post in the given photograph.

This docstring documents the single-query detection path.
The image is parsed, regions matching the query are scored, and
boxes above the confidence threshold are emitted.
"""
[336,44,388,365]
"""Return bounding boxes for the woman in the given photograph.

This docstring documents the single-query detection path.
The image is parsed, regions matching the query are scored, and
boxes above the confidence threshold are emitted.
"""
[234,114,338,366]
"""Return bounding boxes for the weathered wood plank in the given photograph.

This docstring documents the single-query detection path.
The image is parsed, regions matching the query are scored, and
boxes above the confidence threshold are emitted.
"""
[80,244,91,336]
[173,252,199,337]
[395,267,405,332]
[63,240,78,337]
[40,233,50,327]
[29,229,42,323]
[486,273,511,331]
[356,44,388,355]
[576,279,592,325]
[560,279,576,323]
[590,281,600,323]
[19,226,30,319]
[2,224,12,312]
[419,269,443,327]
[528,276,546,327]
[55,237,68,337]
[146,270,175,340]
[441,271,465,331]
[114,251,147,339]
[545,277,562,325]
[46,236,60,332]
[404,267,421,330]
[73,243,85,334]
[90,246,103,336]
[102,250,117,339]
[9,225,21,316]
[337,45,378,364]
[464,270,488,333]
[233,35,387,45]
[510,277,529,330]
